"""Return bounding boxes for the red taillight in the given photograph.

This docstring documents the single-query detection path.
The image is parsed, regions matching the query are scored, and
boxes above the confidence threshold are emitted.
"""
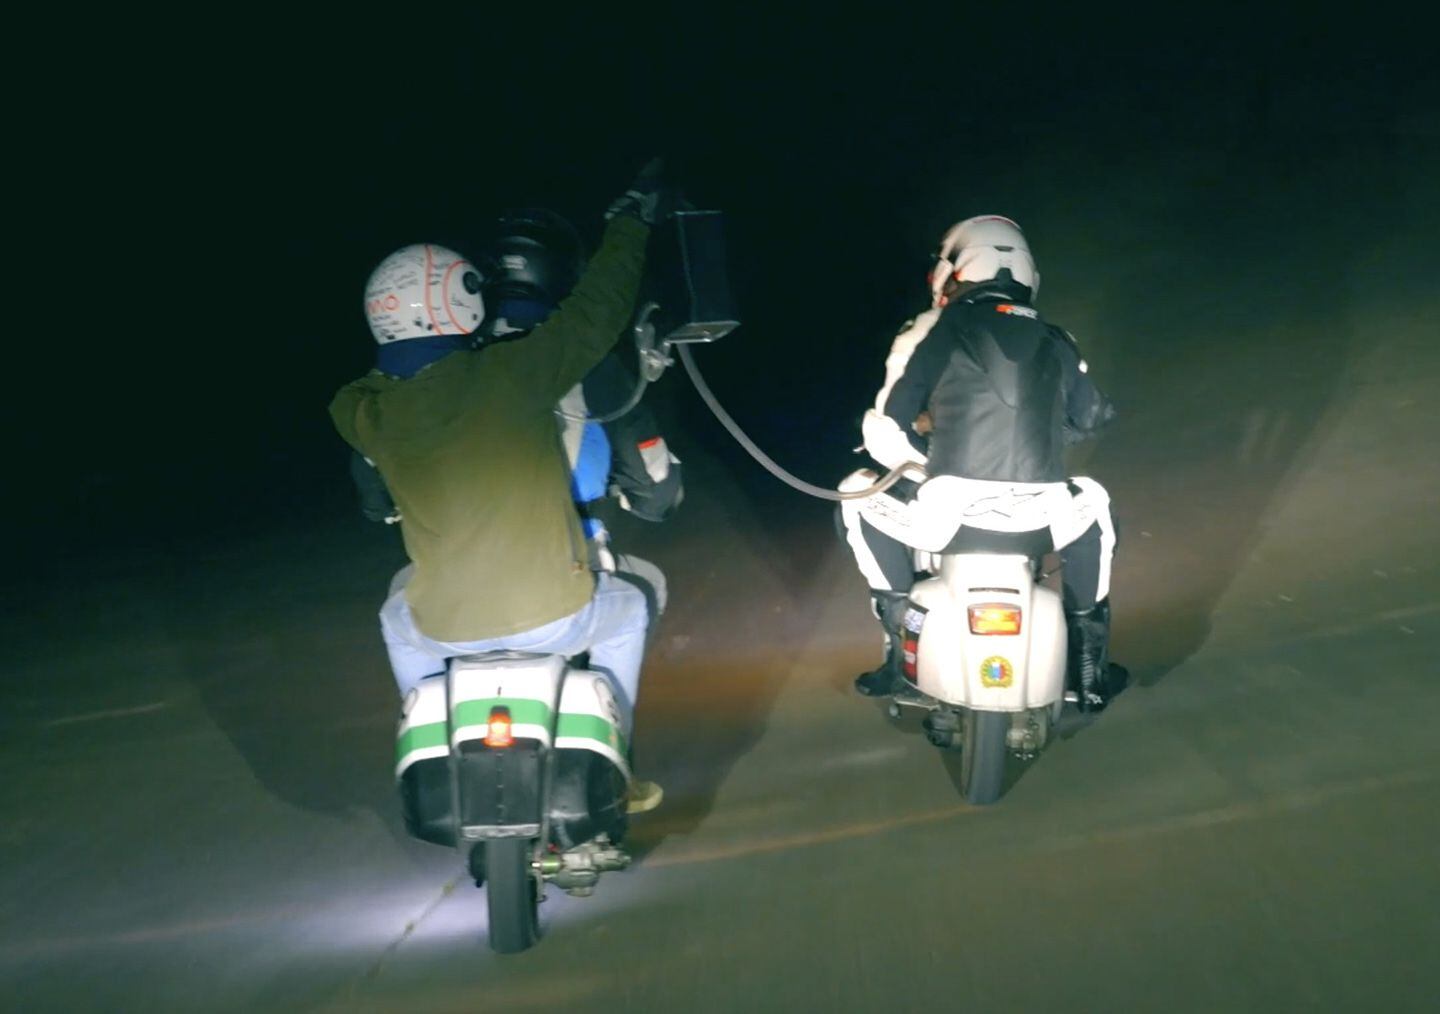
[901,604,927,682]
[968,604,1022,636]
[483,706,514,748]
[902,631,919,682]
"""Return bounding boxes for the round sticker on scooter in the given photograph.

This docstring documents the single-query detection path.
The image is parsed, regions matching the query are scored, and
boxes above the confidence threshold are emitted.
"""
[979,656,1014,688]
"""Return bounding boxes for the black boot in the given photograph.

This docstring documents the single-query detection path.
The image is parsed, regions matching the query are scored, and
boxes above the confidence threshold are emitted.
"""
[1067,599,1128,713]
[854,590,909,698]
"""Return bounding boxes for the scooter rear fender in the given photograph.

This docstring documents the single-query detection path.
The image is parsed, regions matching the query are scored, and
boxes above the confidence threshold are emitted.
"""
[908,554,1065,711]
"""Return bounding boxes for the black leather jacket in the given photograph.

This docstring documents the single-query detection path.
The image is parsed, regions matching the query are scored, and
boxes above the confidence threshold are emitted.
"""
[870,282,1114,483]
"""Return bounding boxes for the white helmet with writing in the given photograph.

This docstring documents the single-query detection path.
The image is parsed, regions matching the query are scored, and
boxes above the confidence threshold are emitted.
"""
[364,243,484,344]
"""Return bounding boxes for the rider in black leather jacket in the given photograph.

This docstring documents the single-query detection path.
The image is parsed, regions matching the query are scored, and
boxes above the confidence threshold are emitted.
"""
[839,215,1125,711]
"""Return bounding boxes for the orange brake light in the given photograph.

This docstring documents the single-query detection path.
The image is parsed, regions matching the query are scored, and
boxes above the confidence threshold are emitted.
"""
[968,604,1022,636]
[483,706,514,748]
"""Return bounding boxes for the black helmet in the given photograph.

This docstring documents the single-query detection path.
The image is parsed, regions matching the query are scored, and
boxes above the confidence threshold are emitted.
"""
[480,208,585,306]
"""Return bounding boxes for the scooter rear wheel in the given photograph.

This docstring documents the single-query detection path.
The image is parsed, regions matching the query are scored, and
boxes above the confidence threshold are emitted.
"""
[960,710,1009,805]
[485,837,541,953]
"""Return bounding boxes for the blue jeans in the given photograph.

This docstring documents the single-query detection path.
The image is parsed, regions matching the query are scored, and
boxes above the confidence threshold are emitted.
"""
[379,571,650,734]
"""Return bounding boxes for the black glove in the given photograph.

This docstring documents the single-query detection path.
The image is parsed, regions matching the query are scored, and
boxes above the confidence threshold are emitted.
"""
[605,157,681,226]
[350,451,400,523]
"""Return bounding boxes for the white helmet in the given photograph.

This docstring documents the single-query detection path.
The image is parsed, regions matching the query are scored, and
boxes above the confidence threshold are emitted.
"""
[364,243,484,344]
[929,215,1039,308]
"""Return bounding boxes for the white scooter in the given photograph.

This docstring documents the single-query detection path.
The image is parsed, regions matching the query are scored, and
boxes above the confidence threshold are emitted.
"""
[852,464,1090,806]
[889,545,1069,806]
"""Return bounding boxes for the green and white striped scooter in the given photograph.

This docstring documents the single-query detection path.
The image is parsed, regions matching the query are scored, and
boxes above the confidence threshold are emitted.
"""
[394,650,634,954]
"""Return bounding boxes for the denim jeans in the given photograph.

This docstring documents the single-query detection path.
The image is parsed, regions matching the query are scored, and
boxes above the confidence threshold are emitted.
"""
[379,571,649,734]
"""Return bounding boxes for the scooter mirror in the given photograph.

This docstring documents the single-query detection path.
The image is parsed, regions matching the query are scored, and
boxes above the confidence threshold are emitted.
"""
[647,210,740,344]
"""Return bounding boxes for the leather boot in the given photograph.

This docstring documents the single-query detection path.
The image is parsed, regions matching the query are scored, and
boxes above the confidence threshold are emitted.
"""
[854,590,910,697]
[1067,598,1128,713]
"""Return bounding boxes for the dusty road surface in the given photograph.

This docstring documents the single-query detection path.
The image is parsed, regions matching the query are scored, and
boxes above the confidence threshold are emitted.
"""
[4,130,1438,1013]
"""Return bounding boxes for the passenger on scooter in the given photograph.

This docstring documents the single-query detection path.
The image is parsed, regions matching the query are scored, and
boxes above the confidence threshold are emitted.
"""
[838,215,1127,712]
[476,207,682,625]
[329,160,678,811]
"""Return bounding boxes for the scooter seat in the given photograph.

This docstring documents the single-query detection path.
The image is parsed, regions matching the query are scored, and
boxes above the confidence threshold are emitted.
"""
[452,649,561,667]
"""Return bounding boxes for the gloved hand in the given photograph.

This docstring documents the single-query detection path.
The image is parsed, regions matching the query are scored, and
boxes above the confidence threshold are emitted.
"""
[605,157,681,226]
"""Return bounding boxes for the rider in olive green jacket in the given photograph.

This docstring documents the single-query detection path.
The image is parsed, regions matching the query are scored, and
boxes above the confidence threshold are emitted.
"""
[330,214,649,643]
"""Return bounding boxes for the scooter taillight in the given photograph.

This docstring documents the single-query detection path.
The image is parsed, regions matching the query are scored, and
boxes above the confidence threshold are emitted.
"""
[482,706,514,748]
[901,604,927,682]
[968,604,1022,636]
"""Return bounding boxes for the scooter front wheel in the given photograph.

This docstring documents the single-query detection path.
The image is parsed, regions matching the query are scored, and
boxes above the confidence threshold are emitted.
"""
[960,710,1009,805]
[484,837,541,954]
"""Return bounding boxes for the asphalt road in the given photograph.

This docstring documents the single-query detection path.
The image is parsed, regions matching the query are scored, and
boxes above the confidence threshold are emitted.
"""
[3,128,1438,1013]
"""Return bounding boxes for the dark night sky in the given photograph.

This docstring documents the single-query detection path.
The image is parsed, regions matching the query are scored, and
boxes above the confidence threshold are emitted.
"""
[22,15,1434,574]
